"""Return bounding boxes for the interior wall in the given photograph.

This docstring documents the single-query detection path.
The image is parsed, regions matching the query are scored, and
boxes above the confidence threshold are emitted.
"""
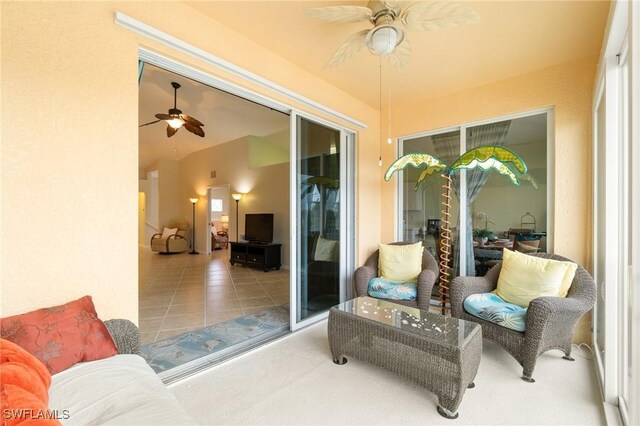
[147,158,183,230]
[1,1,380,321]
[382,57,597,342]
[180,136,291,267]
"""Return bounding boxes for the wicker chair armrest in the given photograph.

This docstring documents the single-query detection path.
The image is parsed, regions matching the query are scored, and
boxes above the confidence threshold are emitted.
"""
[450,275,498,318]
[104,319,141,355]
[354,265,376,297]
[416,269,436,306]
[526,296,591,326]
[151,233,162,240]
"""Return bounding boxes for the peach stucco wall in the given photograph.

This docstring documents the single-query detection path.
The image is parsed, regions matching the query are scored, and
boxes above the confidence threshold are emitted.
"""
[1,2,380,321]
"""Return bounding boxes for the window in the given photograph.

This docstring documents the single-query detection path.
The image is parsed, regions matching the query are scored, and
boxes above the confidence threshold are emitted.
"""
[210,199,223,212]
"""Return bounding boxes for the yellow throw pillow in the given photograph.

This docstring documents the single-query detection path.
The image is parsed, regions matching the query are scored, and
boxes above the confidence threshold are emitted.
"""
[378,243,423,283]
[495,249,578,307]
[314,236,338,262]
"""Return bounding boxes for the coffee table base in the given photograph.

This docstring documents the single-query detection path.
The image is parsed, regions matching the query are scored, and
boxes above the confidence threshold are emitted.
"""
[328,307,481,418]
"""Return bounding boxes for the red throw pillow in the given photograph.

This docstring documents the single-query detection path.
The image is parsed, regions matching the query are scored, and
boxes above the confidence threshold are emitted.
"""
[0,296,118,374]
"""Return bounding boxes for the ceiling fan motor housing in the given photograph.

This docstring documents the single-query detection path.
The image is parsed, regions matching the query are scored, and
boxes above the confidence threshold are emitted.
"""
[367,0,400,21]
[366,14,405,56]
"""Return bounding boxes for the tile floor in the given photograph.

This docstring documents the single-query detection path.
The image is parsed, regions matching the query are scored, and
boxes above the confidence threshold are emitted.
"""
[138,247,290,345]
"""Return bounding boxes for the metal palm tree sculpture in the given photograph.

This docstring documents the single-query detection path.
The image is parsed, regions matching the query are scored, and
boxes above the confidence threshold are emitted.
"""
[384,145,538,314]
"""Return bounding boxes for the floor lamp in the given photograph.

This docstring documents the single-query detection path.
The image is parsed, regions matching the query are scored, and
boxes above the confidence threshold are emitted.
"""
[231,193,244,241]
[189,197,199,255]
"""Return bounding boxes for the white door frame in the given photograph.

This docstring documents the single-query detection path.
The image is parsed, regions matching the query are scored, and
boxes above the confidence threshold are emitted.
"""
[206,184,231,255]
[289,111,357,331]
[137,50,360,335]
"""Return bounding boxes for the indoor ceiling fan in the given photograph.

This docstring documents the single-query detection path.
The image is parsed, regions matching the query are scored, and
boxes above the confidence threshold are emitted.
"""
[306,1,480,69]
[139,81,205,138]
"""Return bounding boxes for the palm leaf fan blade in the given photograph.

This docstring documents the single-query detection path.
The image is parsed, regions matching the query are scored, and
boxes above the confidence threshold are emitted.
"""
[181,114,204,127]
[401,1,480,31]
[183,122,205,137]
[166,125,179,138]
[384,153,447,182]
[305,6,372,23]
[324,30,368,68]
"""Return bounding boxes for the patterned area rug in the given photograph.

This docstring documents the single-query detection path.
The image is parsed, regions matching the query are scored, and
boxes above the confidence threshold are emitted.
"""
[141,305,289,373]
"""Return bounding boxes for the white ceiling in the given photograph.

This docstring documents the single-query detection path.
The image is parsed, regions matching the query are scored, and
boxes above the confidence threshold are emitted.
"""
[138,64,289,171]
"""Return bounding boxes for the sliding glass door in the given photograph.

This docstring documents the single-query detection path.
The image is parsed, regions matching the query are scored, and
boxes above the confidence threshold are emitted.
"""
[291,114,354,329]
[398,111,550,279]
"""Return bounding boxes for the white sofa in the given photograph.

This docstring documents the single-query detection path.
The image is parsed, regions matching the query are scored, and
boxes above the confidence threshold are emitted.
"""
[48,320,197,425]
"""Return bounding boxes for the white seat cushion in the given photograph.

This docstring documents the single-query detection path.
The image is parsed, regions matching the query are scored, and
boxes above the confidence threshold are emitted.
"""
[49,354,196,425]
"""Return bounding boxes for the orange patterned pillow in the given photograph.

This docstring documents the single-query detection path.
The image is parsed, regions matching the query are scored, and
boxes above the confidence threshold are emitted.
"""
[0,296,118,374]
[0,340,59,425]
[0,340,51,404]
[0,384,61,426]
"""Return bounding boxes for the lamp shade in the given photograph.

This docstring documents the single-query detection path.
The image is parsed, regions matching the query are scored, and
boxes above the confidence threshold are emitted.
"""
[189,197,199,204]
[231,193,244,201]
[221,215,229,223]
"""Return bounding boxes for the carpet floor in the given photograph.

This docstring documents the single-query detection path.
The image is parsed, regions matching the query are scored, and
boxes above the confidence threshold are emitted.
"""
[169,321,605,425]
[141,305,289,373]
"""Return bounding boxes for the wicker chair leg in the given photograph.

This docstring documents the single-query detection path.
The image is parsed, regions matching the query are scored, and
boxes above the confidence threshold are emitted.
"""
[333,356,347,365]
[521,374,536,383]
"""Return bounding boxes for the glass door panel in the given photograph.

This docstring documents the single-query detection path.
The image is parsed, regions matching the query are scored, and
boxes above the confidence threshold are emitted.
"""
[468,114,548,276]
[400,131,461,277]
[295,115,342,323]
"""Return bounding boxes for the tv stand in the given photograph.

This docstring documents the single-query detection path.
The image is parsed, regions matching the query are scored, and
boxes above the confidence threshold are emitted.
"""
[229,242,281,272]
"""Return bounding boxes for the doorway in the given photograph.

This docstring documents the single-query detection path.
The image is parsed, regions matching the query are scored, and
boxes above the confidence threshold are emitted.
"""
[207,185,230,254]
[137,52,357,379]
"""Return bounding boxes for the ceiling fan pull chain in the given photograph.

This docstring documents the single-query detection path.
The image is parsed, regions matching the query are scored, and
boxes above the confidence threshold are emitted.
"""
[387,58,392,145]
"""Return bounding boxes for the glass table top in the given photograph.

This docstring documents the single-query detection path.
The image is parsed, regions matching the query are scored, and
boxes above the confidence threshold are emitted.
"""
[332,297,478,347]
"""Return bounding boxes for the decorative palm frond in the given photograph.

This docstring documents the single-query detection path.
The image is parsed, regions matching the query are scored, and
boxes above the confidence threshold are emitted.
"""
[517,172,539,189]
[303,176,340,189]
[384,153,447,183]
[450,145,527,174]
[448,145,529,186]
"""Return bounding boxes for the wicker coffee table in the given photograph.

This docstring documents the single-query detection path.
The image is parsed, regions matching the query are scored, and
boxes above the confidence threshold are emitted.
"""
[328,297,482,419]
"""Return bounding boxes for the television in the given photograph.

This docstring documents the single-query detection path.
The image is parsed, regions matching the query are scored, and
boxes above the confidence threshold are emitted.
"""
[244,213,274,243]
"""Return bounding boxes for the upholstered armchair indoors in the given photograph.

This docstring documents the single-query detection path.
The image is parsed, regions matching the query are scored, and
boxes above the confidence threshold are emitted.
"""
[355,242,439,311]
[151,220,190,254]
[450,253,596,382]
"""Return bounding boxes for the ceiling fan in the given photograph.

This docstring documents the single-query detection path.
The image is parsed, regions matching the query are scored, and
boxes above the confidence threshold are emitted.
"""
[139,82,205,138]
[306,1,480,69]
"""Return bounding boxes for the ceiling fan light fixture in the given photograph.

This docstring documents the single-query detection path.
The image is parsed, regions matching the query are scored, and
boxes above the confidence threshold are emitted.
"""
[367,25,403,56]
[167,117,184,129]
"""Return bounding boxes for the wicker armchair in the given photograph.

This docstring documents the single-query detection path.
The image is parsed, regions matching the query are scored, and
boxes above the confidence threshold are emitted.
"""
[450,253,596,382]
[104,319,141,355]
[354,242,439,311]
